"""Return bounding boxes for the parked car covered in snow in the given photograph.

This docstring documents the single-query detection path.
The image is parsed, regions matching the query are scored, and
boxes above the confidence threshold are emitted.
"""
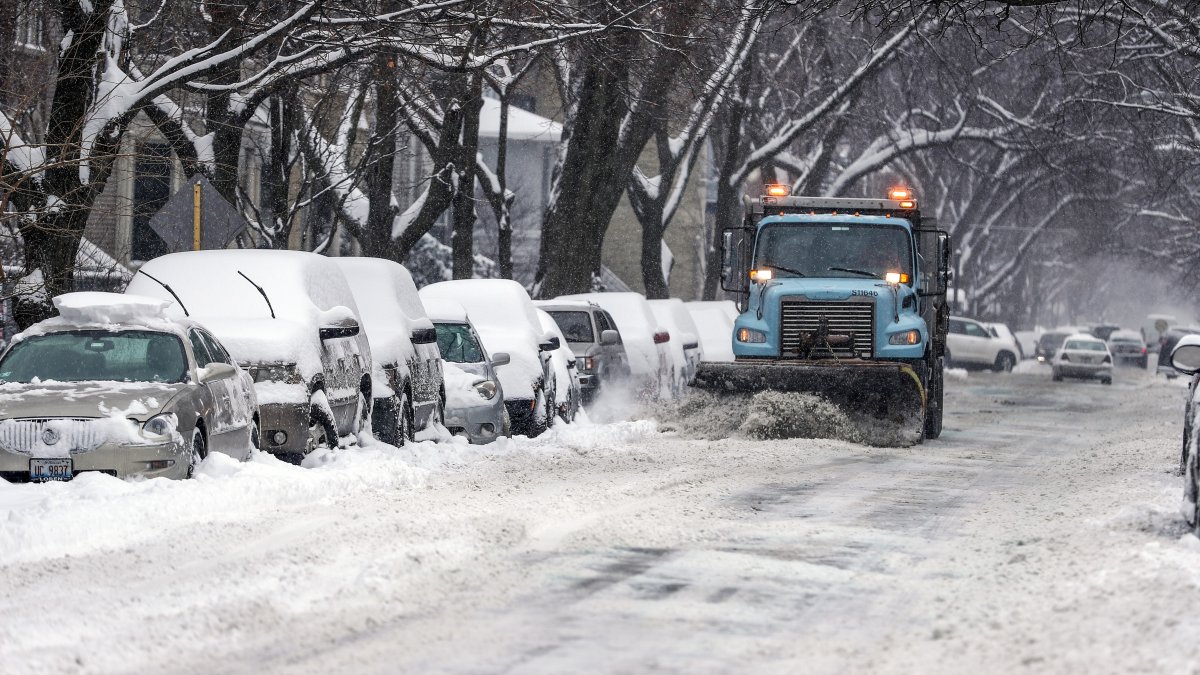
[1051,333,1113,384]
[332,258,444,445]
[947,316,1018,372]
[1106,329,1148,368]
[0,293,258,482]
[420,280,558,436]
[1170,335,1200,530]
[559,292,672,399]
[535,299,629,405]
[127,250,371,462]
[684,300,738,362]
[649,298,703,393]
[536,308,582,422]
[426,300,511,444]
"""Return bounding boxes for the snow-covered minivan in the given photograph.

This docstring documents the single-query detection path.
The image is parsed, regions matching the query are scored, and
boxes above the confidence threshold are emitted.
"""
[127,250,372,462]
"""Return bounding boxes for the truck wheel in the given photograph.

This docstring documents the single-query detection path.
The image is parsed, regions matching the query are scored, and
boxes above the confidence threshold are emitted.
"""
[924,359,944,440]
[993,352,1015,373]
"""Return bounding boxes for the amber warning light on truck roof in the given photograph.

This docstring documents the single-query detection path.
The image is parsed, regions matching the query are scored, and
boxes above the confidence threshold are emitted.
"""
[765,184,790,197]
[889,187,912,200]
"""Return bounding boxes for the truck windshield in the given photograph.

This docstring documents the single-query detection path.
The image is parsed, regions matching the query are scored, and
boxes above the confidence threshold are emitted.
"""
[753,223,913,282]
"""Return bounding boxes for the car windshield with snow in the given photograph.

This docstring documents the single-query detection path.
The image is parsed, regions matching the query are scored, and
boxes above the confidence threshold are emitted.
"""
[0,293,258,483]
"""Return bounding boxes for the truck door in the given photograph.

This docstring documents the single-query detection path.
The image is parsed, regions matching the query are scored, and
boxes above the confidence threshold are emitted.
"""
[721,224,753,312]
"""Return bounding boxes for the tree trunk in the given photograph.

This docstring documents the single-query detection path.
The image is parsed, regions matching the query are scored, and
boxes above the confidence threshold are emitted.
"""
[640,207,669,299]
[451,74,483,279]
[361,56,401,260]
[702,99,747,301]
[496,94,513,279]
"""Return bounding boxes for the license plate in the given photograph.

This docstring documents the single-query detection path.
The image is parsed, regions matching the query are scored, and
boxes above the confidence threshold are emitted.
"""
[30,458,72,482]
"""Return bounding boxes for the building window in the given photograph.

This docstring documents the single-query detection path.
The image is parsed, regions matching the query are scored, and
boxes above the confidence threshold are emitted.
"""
[14,3,45,51]
[131,143,173,262]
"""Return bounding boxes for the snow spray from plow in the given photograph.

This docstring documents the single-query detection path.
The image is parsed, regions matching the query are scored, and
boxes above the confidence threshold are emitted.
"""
[671,361,927,447]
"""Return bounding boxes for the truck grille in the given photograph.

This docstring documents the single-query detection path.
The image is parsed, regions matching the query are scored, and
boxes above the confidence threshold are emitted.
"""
[0,418,106,455]
[780,300,875,359]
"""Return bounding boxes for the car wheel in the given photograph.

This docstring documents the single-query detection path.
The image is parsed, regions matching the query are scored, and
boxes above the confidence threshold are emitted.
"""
[994,352,1015,373]
[532,388,550,436]
[354,390,370,435]
[309,398,337,451]
[1101,376,1112,385]
[187,427,207,479]
[398,390,416,446]
[1052,369,1063,382]
[247,419,260,460]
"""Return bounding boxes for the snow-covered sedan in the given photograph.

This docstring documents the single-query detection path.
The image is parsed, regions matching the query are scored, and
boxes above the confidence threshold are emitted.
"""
[1171,335,1200,530]
[1051,333,1113,384]
[426,299,511,444]
[649,298,703,393]
[420,280,559,437]
[0,293,258,482]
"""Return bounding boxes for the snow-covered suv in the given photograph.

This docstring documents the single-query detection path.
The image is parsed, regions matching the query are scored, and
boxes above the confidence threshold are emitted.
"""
[946,316,1018,372]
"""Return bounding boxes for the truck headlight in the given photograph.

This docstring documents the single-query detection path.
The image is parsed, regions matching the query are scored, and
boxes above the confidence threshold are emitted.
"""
[474,380,498,400]
[737,328,767,344]
[889,330,921,345]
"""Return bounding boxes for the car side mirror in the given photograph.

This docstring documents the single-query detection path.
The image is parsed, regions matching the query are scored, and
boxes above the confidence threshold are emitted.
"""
[540,333,560,351]
[199,362,237,384]
[1172,343,1200,375]
[600,329,620,346]
[409,327,438,345]
[490,352,510,367]
[319,318,360,341]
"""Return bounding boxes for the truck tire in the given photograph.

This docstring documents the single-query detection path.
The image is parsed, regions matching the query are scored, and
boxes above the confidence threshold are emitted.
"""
[924,358,944,440]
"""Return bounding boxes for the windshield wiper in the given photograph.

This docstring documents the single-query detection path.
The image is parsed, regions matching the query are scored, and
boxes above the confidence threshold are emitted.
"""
[135,270,189,317]
[828,266,881,279]
[237,271,276,319]
[767,264,807,278]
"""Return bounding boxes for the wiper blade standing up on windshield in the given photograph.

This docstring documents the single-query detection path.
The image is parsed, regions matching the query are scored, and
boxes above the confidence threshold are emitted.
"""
[135,270,190,317]
[827,267,881,279]
[237,271,276,319]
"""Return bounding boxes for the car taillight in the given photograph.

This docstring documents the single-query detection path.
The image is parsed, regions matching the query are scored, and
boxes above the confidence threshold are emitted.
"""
[1142,347,1147,354]
[654,331,670,344]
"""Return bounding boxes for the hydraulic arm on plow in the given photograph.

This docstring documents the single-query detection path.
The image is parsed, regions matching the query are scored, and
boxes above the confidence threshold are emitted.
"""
[693,186,952,445]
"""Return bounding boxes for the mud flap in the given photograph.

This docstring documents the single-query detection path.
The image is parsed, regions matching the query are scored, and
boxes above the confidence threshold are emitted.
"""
[692,360,927,446]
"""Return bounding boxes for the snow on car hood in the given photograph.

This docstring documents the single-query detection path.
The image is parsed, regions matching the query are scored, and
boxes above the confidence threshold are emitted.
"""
[199,318,323,381]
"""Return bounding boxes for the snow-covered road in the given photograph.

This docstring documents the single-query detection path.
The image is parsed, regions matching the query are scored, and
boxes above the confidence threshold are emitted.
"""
[3,365,1199,674]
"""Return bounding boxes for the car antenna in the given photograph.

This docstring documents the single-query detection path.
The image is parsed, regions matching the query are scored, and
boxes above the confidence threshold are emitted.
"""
[135,270,189,317]
[237,270,276,319]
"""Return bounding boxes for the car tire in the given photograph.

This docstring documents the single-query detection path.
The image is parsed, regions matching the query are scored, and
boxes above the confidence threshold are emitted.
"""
[1180,425,1190,476]
[398,390,415,446]
[187,426,207,479]
[532,388,550,437]
[1101,376,1112,385]
[309,398,337,451]
[247,419,260,460]
[994,352,1015,373]
[1052,369,1063,382]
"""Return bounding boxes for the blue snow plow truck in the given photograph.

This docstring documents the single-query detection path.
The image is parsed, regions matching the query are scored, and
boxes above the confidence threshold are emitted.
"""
[693,186,952,444]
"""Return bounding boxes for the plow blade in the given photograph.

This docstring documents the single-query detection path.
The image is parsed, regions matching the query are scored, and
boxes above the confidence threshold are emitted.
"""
[692,360,927,446]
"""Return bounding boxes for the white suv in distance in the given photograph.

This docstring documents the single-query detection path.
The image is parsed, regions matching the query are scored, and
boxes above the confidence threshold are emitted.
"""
[946,316,1019,372]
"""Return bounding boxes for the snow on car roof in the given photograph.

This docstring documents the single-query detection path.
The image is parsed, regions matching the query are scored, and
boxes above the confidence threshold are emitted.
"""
[53,292,172,326]
[1109,330,1143,341]
[533,299,596,312]
[420,280,541,333]
[423,298,470,323]
[332,258,432,336]
[128,250,363,324]
[559,292,659,334]
[1065,333,1103,343]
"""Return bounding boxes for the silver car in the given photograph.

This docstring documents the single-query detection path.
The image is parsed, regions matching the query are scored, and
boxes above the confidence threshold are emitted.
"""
[0,293,258,482]
[426,300,510,444]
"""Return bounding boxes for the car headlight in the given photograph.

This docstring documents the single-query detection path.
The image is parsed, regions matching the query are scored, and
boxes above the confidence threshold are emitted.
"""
[248,363,302,384]
[142,413,179,440]
[737,328,767,343]
[889,330,921,345]
[474,379,498,400]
